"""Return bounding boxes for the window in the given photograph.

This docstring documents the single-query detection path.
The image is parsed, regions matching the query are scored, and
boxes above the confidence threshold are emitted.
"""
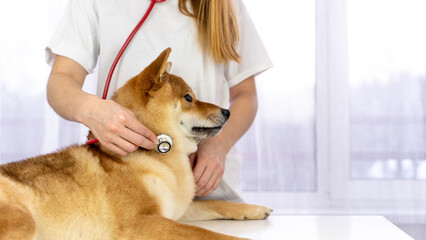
[329,0,426,201]
[243,0,426,211]
[348,0,426,180]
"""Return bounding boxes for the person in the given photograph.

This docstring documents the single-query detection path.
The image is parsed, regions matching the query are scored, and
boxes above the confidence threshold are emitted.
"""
[45,0,272,202]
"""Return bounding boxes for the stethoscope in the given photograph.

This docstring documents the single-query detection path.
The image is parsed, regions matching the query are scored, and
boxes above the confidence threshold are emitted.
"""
[86,0,173,154]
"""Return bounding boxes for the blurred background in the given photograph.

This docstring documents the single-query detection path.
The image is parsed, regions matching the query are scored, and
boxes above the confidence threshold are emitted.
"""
[1,0,425,239]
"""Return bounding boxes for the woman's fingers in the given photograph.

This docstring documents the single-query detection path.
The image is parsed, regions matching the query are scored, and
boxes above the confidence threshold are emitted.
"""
[193,155,207,184]
[195,166,222,197]
[120,123,156,150]
[193,152,224,197]
[189,153,197,169]
[122,111,158,147]
[86,100,157,155]
[102,140,133,156]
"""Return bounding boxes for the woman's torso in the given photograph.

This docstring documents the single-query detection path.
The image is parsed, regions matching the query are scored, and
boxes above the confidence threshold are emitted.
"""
[96,0,230,108]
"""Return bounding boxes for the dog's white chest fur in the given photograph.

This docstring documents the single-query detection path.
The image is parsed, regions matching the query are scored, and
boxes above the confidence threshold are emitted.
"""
[126,152,195,220]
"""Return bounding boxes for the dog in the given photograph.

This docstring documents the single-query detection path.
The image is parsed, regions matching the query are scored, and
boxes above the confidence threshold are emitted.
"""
[0,48,271,240]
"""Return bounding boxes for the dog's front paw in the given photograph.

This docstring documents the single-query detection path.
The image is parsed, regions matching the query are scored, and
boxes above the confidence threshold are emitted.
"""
[244,204,273,220]
[229,203,273,221]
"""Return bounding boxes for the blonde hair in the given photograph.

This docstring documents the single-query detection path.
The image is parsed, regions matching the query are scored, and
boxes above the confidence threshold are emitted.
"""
[178,0,240,63]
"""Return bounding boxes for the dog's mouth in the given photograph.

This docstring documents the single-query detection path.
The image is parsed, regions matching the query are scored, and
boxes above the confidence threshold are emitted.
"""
[190,126,223,143]
[191,125,224,138]
[191,126,223,132]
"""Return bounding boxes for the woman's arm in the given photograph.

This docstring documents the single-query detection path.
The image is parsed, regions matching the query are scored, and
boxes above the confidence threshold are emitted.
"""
[192,76,258,197]
[47,55,157,156]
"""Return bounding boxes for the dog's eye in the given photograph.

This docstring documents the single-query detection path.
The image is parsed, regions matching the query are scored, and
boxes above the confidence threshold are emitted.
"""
[184,94,193,103]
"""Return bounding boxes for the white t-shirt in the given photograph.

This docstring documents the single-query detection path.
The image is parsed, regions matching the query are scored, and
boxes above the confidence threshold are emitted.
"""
[45,0,272,201]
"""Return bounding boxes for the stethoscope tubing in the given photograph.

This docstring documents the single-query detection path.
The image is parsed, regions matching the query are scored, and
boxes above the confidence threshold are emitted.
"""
[86,0,166,145]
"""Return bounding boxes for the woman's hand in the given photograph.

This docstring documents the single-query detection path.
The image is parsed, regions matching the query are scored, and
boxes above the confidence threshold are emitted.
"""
[81,98,157,156]
[47,55,157,157]
[190,137,229,197]
[189,76,258,197]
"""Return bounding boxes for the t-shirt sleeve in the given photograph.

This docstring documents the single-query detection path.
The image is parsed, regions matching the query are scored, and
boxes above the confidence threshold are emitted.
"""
[45,0,99,73]
[224,0,273,88]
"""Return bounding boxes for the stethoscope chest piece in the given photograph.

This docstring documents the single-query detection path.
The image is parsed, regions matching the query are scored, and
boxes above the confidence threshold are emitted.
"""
[156,134,173,154]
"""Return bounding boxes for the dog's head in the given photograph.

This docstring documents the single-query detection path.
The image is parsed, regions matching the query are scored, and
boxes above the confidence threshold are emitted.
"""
[112,48,230,152]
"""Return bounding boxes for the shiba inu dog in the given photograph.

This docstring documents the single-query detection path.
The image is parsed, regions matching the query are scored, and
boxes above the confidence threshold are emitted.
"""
[0,48,271,240]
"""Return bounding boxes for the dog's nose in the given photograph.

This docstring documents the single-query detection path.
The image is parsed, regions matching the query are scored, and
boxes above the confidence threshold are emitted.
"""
[221,109,230,119]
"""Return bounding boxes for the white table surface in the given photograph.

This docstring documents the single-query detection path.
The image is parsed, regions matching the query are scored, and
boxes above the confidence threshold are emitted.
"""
[184,215,414,240]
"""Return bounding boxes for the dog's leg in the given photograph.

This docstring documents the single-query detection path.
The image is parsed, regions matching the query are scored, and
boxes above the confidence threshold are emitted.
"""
[121,214,247,240]
[0,203,36,240]
[0,177,36,240]
[179,200,272,221]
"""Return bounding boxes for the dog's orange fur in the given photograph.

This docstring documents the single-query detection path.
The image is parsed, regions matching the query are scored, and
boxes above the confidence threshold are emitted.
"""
[0,48,271,240]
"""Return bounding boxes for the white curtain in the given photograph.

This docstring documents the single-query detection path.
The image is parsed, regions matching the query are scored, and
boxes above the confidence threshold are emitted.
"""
[0,0,95,163]
[237,0,316,193]
[1,0,425,238]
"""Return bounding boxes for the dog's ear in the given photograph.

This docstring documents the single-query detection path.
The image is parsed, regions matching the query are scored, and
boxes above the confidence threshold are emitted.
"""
[164,62,172,74]
[150,48,172,87]
[136,48,173,99]
[114,48,173,104]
